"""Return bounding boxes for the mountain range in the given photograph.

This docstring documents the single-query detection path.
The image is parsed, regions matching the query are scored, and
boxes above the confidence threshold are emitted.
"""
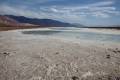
[1,15,119,31]
[0,15,77,27]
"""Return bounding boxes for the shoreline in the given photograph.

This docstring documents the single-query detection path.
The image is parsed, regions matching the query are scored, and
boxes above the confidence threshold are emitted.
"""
[0,26,50,31]
[0,26,38,31]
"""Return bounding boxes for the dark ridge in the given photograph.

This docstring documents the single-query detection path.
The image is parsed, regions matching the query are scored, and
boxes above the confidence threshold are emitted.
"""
[4,15,76,27]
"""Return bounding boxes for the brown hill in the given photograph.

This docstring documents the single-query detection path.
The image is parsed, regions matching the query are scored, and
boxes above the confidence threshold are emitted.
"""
[0,15,38,27]
[0,15,19,26]
[0,15,39,31]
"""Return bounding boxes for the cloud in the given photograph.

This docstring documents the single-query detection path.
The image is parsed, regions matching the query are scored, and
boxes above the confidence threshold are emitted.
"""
[25,0,62,5]
[87,1,114,7]
[0,5,43,18]
[50,8,59,12]
[0,0,120,24]
[37,1,119,18]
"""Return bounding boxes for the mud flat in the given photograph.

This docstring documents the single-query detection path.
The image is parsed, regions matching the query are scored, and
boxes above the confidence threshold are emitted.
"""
[0,30,120,80]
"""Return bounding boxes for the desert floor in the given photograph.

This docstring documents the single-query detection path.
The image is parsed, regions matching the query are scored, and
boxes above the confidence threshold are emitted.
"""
[0,29,120,80]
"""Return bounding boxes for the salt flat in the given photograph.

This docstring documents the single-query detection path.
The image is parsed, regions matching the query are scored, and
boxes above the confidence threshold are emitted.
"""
[0,29,120,80]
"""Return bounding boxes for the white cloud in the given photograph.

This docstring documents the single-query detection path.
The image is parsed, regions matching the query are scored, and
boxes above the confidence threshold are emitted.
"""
[92,12,110,18]
[47,1,120,18]
[0,1,119,23]
[0,5,44,18]
[22,0,59,4]
[50,8,59,12]
[87,1,114,7]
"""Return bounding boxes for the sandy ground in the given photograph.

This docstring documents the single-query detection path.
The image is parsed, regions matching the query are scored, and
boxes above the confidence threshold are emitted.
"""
[0,30,120,80]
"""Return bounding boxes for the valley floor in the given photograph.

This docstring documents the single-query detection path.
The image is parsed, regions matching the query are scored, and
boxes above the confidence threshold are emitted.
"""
[0,26,40,31]
[0,30,120,80]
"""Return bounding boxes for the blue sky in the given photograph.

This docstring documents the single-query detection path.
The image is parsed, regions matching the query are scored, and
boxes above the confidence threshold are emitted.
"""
[0,0,120,26]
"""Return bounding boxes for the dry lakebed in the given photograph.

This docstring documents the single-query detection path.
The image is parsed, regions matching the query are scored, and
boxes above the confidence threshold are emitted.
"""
[0,28,120,80]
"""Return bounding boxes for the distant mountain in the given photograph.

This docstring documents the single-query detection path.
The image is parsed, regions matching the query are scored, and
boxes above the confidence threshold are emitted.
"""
[5,15,76,27]
[0,15,19,27]
[0,15,37,27]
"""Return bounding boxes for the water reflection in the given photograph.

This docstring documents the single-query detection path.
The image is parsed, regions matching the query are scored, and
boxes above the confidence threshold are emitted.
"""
[22,29,120,43]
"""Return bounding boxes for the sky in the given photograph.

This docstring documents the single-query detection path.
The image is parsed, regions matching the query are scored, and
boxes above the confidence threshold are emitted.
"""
[0,0,120,26]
